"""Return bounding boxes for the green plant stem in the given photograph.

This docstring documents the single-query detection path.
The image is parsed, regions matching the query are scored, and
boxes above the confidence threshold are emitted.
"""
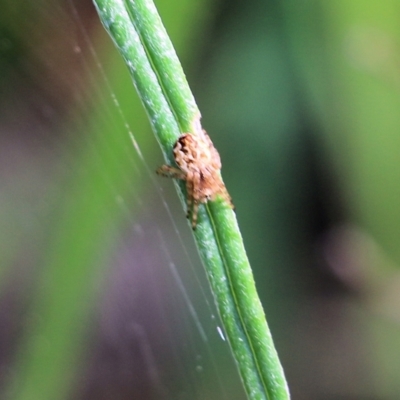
[124,0,199,132]
[93,0,290,399]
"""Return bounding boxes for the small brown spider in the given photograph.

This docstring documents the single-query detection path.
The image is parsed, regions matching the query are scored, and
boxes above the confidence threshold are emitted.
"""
[157,130,233,229]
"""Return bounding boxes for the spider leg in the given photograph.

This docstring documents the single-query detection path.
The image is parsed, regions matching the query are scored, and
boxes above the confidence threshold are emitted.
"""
[156,165,185,180]
[189,172,202,229]
[185,179,193,219]
[191,200,199,229]
[222,187,234,210]
[213,182,234,210]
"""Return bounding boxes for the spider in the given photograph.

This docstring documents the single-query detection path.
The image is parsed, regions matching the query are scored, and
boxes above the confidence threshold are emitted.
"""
[156,130,233,229]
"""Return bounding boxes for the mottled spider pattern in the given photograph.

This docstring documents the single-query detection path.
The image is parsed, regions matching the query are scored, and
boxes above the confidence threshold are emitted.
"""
[157,130,233,229]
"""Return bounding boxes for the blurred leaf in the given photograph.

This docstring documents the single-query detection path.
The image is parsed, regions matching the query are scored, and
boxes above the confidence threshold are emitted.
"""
[9,1,212,399]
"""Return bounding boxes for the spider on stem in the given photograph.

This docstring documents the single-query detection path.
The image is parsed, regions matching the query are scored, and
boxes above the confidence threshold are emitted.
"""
[156,130,233,229]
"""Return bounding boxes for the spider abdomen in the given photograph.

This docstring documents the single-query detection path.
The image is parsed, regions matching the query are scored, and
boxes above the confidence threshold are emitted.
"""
[157,131,233,228]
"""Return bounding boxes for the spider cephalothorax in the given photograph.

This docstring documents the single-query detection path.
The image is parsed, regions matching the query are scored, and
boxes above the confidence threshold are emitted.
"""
[157,130,233,229]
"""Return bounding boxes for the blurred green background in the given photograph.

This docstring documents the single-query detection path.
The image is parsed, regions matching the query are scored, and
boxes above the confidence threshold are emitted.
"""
[1,0,400,399]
